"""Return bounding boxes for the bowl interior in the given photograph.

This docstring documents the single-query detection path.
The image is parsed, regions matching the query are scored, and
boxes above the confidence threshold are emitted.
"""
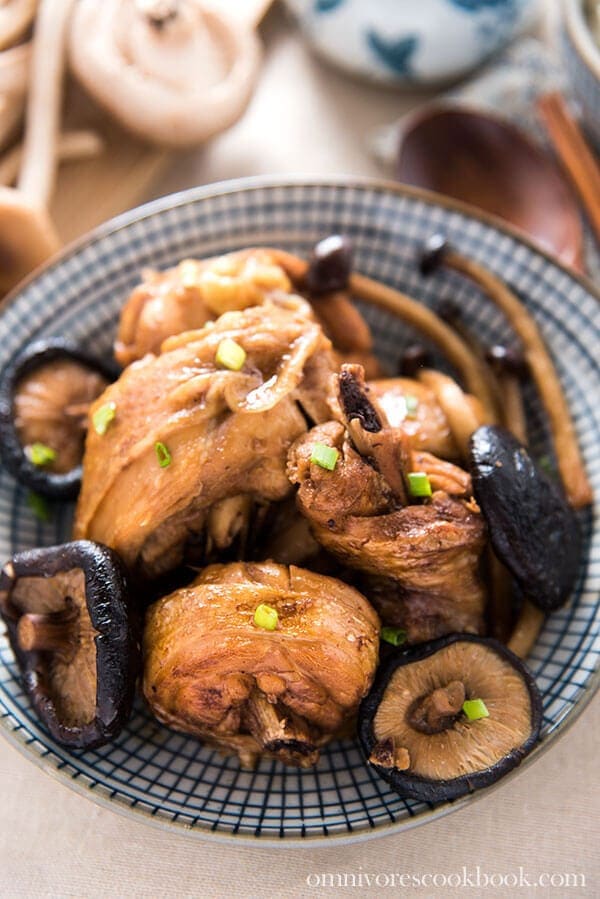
[0,180,598,844]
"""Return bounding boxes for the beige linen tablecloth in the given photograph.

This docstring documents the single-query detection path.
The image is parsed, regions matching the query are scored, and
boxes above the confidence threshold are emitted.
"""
[1,6,597,896]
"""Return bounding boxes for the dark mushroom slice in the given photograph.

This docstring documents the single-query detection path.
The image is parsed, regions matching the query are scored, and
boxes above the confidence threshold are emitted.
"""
[469,425,581,612]
[359,634,542,803]
[0,339,115,499]
[0,540,139,749]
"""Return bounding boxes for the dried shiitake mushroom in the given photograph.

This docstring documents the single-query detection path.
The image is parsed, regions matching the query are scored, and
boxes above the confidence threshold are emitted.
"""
[0,541,139,749]
[0,339,113,498]
[359,634,542,802]
[469,425,581,612]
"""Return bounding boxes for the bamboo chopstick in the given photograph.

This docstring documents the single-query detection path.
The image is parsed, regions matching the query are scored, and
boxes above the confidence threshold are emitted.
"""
[537,91,600,245]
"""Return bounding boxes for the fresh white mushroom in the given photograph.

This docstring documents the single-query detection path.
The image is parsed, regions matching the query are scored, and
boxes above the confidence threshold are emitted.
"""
[0,0,75,296]
[68,0,261,147]
[0,129,104,185]
[0,0,38,51]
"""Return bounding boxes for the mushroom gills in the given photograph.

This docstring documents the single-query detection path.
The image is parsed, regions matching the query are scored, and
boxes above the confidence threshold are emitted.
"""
[11,569,98,727]
[0,339,114,499]
[0,541,139,749]
[359,635,542,803]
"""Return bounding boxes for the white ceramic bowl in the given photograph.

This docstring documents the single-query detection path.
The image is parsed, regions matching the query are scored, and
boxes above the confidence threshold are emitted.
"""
[285,0,537,85]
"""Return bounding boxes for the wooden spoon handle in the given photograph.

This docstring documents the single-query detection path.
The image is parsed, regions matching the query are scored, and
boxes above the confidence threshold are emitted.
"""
[537,91,600,245]
[17,0,76,206]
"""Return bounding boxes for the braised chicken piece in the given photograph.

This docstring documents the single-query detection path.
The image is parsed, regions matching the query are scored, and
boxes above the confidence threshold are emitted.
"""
[74,295,336,579]
[115,249,292,367]
[143,561,380,768]
[287,365,487,642]
[115,247,383,376]
[368,374,487,461]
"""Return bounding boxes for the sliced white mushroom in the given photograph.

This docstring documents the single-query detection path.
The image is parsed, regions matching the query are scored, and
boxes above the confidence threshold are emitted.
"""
[0,0,38,51]
[68,0,261,147]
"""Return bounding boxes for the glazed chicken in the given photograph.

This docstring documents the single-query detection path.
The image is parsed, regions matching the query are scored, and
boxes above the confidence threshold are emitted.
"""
[143,561,380,768]
[368,373,487,461]
[74,295,336,579]
[287,365,487,642]
[115,247,383,376]
[115,249,293,367]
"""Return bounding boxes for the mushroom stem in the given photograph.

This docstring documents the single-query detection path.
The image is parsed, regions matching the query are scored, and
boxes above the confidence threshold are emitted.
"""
[17,607,79,657]
[409,680,466,734]
[0,130,104,187]
[268,248,497,418]
[507,600,545,660]
[18,0,76,205]
[244,689,318,766]
[430,245,592,508]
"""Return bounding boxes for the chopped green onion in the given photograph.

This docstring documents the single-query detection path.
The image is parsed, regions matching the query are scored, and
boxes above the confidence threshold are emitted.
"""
[215,337,246,371]
[404,395,419,419]
[407,471,432,498]
[538,454,554,475]
[310,442,339,471]
[92,401,116,435]
[25,442,56,467]
[27,491,50,522]
[254,603,278,631]
[462,698,489,721]
[155,441,172,468]
[381,626,407,646]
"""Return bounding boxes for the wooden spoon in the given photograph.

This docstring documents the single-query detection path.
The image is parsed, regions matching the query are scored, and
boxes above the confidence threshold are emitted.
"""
[396,104,585,270]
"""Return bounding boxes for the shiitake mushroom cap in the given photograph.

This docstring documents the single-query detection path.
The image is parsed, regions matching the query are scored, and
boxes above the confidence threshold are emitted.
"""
[359,634,542,803]
[304,235,353,296]
[0,339,116,499]
[0,540,139,749]
[469,425,581,611]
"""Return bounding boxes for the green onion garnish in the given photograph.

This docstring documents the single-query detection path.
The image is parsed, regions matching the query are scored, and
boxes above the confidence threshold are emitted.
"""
[27,491,50,522]
[155,441,172,468]
[215,338,246,371]
[404,395,419,418]
[310,443,339,471]
[462,698,489,721]
[538,454,554,475]
[92,401,116,435]
[381,626,407,646]
[254,603,278,631]
[407,471,432,498]
[25,442,56,467]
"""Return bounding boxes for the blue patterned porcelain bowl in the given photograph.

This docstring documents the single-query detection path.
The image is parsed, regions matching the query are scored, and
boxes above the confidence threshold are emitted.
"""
[562,0,600,146]
[284,0,537,84]
[0,178,598,845]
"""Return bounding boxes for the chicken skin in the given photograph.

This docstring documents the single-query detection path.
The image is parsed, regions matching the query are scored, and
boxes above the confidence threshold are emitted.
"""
[287,365,487,642]
[74,296,336,579]
[143,561,380,768]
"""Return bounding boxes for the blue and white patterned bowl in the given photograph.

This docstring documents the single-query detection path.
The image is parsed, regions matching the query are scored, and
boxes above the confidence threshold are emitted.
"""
[284,0,537,85]
[0,178,598,845]
[562,0,600,147]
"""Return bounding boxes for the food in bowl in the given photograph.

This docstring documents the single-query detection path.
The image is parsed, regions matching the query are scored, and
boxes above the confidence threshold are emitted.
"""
[0,237,590,800]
